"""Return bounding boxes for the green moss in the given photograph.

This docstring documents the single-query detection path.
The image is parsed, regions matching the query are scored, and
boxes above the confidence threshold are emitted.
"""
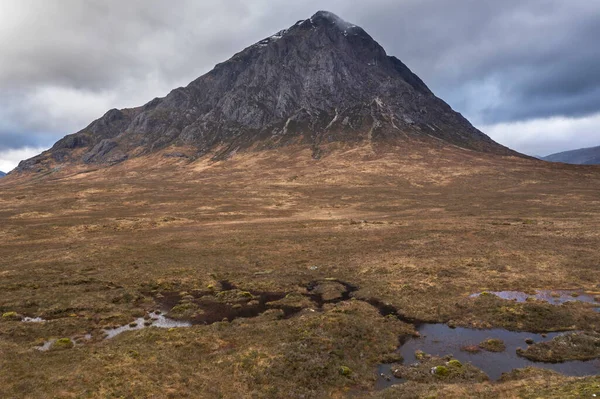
[479,338,506,352]
[169,302,201,319]
[415,350,430,360]
[171,303,195,312]
[52,338,74,350]
[393,355,488,383]
[1,311,21,320]
[181,295,195,302]
[339,366,352,376]
[128,350,140,358]
[432,365,449,376]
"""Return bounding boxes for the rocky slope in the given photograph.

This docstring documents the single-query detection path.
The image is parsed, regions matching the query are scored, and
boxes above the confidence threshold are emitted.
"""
[543,145,600,165]
[0,171,6,178]
[16,11,518,173]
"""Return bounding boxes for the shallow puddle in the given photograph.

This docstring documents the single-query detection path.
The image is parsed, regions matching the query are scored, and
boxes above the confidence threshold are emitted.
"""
[470,290,600,311]
[35,313,191,350]
[103,312,191,339]
[36,339,56,351]
[35,334,92,352]
[377,324,600,389]
[23,317,45,323]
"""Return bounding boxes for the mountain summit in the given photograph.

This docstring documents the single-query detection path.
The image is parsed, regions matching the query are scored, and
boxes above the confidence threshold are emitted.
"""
[17,11,516,173]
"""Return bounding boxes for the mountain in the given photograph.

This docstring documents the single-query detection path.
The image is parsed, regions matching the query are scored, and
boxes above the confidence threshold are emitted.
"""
[16,11,518,173]
[0,171,5,178]
[543,145,600,165]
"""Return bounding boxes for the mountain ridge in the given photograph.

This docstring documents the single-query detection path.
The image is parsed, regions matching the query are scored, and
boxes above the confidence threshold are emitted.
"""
[15,10,519,174]
[543,145,600,165]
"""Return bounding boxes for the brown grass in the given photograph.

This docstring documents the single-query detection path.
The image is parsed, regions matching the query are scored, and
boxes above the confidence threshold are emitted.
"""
[1,143,599,398]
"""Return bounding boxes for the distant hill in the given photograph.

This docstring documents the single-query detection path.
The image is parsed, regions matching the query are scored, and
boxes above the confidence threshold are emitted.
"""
[543,145,600,165]
[0,171,6,178]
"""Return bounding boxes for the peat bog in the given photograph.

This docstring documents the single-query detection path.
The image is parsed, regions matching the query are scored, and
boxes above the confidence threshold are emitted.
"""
[2,147,600,398]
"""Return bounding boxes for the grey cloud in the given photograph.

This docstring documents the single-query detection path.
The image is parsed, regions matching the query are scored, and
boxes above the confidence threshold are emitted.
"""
[0,0,599,159]
[347,0,600,124]
[0,130,50,152]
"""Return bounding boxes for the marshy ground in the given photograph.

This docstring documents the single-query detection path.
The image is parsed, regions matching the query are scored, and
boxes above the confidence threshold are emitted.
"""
[1,143,600,398]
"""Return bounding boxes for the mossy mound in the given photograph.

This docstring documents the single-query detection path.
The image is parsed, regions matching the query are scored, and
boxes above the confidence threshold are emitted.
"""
[431,365,450,376]
[215,289,255,303]
[311,281,348,301]
[380,352,403,364]
[168,302,203,319]
[391,356,488,383]
[267,293,313,309]
[517,332,600,362]
[479,338,506,352]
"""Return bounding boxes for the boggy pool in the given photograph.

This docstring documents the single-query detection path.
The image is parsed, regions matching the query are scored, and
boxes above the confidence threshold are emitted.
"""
[377,323,600,389]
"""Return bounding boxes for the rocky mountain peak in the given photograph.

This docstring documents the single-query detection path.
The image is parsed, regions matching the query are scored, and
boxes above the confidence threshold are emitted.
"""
[310,11,357,29]
[15,11,517,173]
[252,11,364,47]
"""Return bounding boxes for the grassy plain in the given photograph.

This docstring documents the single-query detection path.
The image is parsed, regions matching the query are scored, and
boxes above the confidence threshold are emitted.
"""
[1,142,599,398]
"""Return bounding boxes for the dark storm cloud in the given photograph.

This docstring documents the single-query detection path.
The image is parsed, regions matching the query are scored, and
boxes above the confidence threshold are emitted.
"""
[0,131,45,152]
[346,0,600,124]
[0,0,599,165]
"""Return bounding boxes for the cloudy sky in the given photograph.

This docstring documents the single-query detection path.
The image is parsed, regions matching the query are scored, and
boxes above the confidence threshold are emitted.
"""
[1,0,599,171]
